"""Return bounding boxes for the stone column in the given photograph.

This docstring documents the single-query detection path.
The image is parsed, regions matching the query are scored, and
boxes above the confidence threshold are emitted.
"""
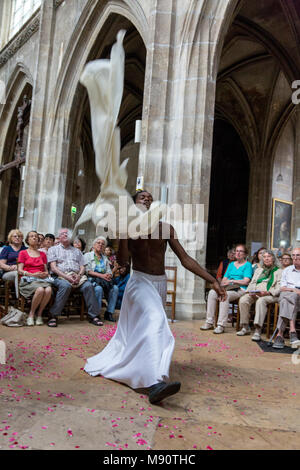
[19,0,55,235]
[139,0,237,319]
[246,154,272,250]
[293,109,300,247]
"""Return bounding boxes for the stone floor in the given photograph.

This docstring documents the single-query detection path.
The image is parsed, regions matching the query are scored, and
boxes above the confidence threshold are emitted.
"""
[0,316,300,450]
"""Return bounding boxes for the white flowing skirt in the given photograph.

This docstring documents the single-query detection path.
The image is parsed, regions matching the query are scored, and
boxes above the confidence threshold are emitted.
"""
[84,270,175,388]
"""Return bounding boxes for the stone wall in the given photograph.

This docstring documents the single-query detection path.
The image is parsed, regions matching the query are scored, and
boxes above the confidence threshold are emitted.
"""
[1,0,300,319]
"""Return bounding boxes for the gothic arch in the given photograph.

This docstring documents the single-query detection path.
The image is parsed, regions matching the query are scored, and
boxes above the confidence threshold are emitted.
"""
[49,9,147,236]
[0,63,33,164]
[51,0,149,131]
[0,64,33,240]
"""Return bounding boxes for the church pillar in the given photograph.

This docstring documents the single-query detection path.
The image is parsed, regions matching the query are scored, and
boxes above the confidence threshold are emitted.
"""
[293,109,300,247]
[19,0,55,234]
[139,0,237,319]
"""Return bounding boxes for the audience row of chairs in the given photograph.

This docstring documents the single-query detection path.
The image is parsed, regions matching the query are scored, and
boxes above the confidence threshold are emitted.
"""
[0,266,178,323]
[0,277,86,321]
[215,298,279,339]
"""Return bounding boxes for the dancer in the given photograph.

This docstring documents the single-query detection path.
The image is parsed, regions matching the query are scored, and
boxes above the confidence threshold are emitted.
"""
[84,190,226,404]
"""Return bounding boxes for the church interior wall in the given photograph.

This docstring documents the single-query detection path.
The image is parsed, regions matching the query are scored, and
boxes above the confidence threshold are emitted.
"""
[272,119,295,203]
[1,0,300,319]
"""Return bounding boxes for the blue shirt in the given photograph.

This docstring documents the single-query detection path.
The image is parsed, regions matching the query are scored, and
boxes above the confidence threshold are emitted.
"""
[114,274,130,295]
[0,245,26,265]
[224,261,253,289]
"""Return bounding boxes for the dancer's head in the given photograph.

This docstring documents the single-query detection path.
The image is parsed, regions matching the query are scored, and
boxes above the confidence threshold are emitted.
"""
[132,190,153,210]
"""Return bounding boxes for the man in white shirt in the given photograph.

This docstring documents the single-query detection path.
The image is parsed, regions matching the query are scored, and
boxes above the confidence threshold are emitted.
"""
[273,247,300,349]
[47,228,103,327]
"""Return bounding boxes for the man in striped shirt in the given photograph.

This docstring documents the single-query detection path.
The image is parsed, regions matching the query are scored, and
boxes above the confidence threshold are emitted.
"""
[47,228,103,327]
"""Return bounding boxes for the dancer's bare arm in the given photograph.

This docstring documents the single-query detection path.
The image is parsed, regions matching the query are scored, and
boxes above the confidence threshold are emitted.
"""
[168,225,227,301]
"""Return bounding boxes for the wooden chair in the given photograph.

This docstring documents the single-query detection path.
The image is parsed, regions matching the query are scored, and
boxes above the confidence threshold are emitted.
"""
[214,299,241,331]
[63,288,86,321]
[165,266,177,322]
[0,279,6,318]
[265,302,279,339]
[215,297,279,339]
[0,279,17,318]
[234,300,279,338]
[231,299,240,331]
[18,274,33,315]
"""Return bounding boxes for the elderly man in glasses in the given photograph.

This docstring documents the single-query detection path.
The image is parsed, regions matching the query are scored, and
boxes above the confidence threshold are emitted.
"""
[273,247,300,349]
[47,228,103,327]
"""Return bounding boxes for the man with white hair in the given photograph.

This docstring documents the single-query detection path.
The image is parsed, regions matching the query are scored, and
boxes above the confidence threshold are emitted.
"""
[47,228,103,327]
[273,247,300,349]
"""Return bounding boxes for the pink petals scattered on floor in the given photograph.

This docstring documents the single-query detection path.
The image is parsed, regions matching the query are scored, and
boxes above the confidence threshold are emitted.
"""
[1,322,299,450]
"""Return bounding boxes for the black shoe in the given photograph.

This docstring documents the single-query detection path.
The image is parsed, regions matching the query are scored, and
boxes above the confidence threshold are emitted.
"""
[148,381,181,404]
[104,311,116,322]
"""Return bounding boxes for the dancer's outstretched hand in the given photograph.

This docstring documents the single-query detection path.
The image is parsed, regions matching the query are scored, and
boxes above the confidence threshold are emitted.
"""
[213,281,227,302]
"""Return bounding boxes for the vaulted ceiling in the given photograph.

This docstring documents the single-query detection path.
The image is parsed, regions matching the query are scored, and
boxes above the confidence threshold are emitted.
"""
[216,0,300,162]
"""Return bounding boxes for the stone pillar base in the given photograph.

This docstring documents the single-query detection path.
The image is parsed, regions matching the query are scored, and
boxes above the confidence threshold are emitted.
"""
[166,301,207,321]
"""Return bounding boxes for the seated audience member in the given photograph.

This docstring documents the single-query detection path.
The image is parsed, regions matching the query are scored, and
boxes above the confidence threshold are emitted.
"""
[0,241,5,255]
[39,233,55,253]
[216,248,236,323]
[84,237,119,322]
[73,237,86,253]
[112,261,121,278]
[273,247,300,349]
[47,228,103,327]
[252,247,267,272]
[18,231,53,326]
[0,229,26,296]
[104,245,117,270]
[237,250,282,340]
[216,248,236,282]
[201,244,253,334]
[279,252,293,269]
[113,263,130,310]
[37,233,45,249]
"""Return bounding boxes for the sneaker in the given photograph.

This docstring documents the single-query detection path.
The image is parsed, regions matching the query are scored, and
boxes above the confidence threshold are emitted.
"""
[236,326,251,336]
[148,381,181,404]
[251,331,261,342]
[213,325,224,334]
[35,317,43,326]
[289,332,300,349]
[26,316,34,327]
[272,335,285,349]
[200,322,214,331]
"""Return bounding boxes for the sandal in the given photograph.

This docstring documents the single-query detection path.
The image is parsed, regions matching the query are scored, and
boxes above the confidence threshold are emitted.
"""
[48,318,57,328]
[90,317,103,326]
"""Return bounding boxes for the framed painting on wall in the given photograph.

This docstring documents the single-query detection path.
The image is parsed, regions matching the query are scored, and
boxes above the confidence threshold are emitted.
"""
[271,198,293,250]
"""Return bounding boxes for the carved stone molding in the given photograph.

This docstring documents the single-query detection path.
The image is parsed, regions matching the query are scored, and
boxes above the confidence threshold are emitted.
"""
[0,15,40,68]
[55,0,65,7]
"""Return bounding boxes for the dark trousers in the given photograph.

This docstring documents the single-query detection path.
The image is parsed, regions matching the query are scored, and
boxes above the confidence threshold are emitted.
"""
[50,278,99,319]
